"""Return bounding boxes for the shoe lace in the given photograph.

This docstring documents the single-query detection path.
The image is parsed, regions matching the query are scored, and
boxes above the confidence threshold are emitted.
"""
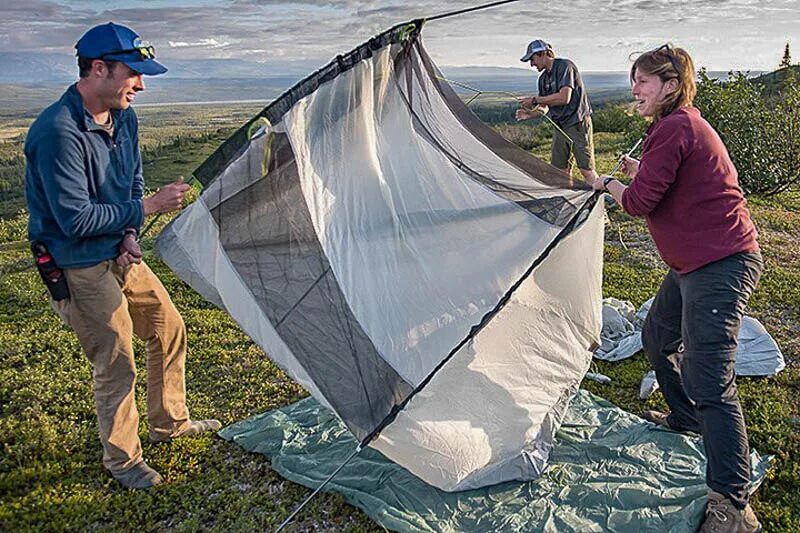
[706,499,729,525]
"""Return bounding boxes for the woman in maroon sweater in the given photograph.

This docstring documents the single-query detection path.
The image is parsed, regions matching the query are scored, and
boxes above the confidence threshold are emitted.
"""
[594,46,763,533]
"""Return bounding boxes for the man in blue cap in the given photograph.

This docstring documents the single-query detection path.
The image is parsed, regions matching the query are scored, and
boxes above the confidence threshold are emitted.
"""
[24,22,220,490]
[516,39,597,183]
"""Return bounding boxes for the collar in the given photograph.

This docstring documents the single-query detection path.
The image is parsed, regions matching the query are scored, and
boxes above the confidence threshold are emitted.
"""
[65,83,127,133]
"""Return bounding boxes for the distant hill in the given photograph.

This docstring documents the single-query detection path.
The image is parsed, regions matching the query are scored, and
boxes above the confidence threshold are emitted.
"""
[753,64,800,85]
[0,64,638,116]
[1,54,77,84]
[0,49,755,117]
[0,53,319,85]
[752,65,800,98]
[0,85,64,117]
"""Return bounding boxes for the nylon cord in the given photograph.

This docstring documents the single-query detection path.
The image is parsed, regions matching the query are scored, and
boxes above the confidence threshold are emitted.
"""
[436,75,576,147]
[435,74,577,175]
[605,137,644,251]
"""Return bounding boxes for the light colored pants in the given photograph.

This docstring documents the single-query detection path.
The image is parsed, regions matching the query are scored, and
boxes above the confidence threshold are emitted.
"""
[51,260,190,473]
[551,116,596,172]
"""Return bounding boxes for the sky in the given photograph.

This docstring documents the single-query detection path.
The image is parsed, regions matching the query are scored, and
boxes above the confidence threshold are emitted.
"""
[1,0,799,72]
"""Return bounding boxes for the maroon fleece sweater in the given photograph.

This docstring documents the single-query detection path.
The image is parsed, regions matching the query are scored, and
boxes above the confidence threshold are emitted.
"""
[620,106,759,274]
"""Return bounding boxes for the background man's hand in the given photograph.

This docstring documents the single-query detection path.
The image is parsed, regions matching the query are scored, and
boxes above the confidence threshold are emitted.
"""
[515,106,546,121]
[143,176,191,216]
[116,233,142,267]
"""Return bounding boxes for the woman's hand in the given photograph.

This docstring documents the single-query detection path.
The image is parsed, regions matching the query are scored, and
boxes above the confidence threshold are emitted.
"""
[620,156,640,179]
[592,175,608,192]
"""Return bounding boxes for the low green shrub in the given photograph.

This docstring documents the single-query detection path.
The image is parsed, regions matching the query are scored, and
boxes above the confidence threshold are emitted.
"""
[695,69,800,196]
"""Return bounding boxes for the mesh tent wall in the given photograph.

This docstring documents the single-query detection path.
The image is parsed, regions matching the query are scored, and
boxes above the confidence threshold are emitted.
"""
[155,20,604,491]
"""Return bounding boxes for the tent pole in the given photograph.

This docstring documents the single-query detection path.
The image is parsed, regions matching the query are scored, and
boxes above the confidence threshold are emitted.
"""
[608,137,644,177]
[427,0,524,22]
[275,445,362,533]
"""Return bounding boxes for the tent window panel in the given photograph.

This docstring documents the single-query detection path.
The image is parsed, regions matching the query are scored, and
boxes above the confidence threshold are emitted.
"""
[276,270,414,440]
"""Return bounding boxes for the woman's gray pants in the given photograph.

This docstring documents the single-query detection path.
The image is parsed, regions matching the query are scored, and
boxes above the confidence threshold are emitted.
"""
[641,251,763,510]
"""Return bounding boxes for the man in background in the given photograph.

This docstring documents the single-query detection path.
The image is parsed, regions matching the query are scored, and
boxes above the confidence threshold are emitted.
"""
[24,22,220,490]
[516,39,598,182]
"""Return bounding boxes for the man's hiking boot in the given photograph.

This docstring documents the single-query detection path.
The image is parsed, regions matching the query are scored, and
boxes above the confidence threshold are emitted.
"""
[112,461,163,490]
[698,490,761,533]
[149,418,222,444]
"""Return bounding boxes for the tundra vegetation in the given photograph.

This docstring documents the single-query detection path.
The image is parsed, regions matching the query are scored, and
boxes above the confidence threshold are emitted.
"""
[1,71,798,531]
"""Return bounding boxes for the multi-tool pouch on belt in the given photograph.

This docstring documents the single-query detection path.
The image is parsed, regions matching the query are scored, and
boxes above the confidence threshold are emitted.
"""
[31,241,70,301]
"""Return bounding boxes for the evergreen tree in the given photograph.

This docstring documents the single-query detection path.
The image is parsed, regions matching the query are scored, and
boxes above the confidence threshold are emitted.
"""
[780,42,792,68]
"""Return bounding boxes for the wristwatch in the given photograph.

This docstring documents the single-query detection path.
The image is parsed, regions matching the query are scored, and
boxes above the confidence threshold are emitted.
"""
[602,176,616,190]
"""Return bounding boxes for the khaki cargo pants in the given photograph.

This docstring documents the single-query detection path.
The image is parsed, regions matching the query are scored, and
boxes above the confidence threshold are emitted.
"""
[551,115,596,172]
[51,260,191,474]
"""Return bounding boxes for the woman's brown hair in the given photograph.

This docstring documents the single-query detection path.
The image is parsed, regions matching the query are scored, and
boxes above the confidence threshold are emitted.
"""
[630,44,696,120]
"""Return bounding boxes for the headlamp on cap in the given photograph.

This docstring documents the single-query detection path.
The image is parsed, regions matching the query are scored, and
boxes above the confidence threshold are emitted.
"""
[75,22,167,76]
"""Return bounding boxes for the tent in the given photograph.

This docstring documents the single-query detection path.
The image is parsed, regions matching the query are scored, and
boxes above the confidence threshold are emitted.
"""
[156,20,604,491]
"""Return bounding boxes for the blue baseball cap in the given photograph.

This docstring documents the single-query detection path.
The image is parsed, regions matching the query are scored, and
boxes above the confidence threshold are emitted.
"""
[75,22,167,76]
[520,39,552,62]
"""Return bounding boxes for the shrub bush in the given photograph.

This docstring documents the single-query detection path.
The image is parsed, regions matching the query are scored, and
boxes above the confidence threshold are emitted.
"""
[592,103,648,153]
[492,122,553,151]
[592,103,646,135]
[471,102,517,123]
[695,69,800,196]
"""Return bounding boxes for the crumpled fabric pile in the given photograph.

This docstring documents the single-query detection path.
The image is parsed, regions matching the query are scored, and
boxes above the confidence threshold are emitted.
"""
[594,297,785,399]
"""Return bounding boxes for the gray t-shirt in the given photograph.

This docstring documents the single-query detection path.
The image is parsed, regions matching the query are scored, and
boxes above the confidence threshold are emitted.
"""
[538,58,592,127]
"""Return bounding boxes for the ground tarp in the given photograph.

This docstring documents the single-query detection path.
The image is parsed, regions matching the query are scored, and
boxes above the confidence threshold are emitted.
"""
[219,390,771,532]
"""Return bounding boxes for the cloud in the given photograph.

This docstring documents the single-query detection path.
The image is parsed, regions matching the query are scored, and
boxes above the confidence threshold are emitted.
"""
[169,38,231,49]
[2,0,798,70]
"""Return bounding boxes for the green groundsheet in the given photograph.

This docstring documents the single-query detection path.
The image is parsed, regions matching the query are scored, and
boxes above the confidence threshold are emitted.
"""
[219,390,771,532]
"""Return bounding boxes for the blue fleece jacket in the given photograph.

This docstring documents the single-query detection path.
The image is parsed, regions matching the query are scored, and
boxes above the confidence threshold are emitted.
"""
[25,84,145,269]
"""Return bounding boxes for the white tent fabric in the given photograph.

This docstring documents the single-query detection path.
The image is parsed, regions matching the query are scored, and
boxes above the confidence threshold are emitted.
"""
[157,23,603,491]
[373,204,603,490]
[595,297,641,362]
[597,298,786,378]
[286,45,581,386]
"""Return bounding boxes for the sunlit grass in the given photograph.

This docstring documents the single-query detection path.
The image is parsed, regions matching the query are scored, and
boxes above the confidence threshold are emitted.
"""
[0,106,798,531]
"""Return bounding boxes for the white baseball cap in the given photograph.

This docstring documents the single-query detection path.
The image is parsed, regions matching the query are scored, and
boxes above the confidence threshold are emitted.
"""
[520,39,552,62]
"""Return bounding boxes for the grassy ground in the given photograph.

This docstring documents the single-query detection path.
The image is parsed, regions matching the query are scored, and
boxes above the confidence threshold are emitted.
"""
[0,109,798,532]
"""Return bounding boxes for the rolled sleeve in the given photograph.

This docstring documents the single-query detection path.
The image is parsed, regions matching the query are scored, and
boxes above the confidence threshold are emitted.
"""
[621,123,687,216]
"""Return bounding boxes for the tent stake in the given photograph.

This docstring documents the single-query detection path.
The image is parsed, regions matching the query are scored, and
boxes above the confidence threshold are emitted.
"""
[275,445,362,533]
